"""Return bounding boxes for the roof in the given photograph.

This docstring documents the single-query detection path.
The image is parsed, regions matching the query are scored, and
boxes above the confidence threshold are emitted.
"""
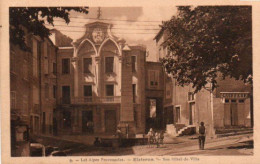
[153,28,165,42]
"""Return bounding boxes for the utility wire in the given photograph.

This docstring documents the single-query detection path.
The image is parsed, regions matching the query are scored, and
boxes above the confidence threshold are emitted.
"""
[45,24,161,31]
[51,29,159,34]
[51,19,161,27]
[68,16,163,23]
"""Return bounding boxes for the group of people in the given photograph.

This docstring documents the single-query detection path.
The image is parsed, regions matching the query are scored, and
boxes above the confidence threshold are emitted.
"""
[147,122,206,150]
[113,122,206,150]
[147,128,164,148]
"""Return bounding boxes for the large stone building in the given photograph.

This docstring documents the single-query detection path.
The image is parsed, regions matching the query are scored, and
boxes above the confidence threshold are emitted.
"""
[51,22,154,136]
[154,29,253,137]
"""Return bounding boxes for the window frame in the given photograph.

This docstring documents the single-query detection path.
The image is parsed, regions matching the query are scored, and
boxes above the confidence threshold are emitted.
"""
[61,58,70,74]
[132,84,136,103]
[53,85,57,99]
[83,85,93,97]
[188,92,195,102]
[131,55,137,72]
[105,84,114,97]
[175,105,181,123]
[105,56,114,74]
[53,62,57,75]
[148,70,159,89]
[83,57,92,74]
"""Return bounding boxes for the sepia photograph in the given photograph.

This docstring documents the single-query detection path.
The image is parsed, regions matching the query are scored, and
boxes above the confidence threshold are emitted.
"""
[6,4,255,160]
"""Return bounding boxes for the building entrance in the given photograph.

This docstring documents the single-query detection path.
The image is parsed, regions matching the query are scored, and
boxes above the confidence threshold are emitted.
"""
[230,101,238,126]
[105,110,116,133]
[146,98,163,132]
[82,111,93,133]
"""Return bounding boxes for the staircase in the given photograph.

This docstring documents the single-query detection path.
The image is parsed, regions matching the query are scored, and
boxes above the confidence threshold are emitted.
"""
[166,124,196,137]
[176,125,196,137]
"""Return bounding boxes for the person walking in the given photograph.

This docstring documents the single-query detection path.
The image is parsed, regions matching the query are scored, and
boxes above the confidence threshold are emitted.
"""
[159,131,164,146]
[198,122,206,150]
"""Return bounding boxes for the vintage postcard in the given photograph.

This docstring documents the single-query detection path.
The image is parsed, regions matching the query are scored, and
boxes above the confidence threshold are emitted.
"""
[1,0,260,164]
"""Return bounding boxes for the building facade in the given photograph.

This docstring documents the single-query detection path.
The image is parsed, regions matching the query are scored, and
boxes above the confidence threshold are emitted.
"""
[154,29,253,137]
[51,22,148,135]
[10,32,57,156]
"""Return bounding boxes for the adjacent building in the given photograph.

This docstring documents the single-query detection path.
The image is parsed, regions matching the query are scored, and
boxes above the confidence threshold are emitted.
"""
[10,32,57,156]
[154,28,253,137]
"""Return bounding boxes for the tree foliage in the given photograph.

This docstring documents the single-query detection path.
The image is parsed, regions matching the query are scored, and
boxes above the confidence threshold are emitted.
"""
[10,7,88,51]
[161,6,252,92]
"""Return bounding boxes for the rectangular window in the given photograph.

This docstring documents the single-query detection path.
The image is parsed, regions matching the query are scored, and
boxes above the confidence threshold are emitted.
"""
[188,92,195,101]
[62,58,70,74]
[225,99,229,103]
[84,85,92,97]
[83,58,92,74]
[106,85,114,96]
[131,56,136,72]
[53,63,57,75]
[11,91,16,109]
[239,99,245,103]
[53,85,57,98]
[105,57,114,73]
[132,84,136,103]
[176,107,181,123]
[149,70,159,88]
[44,58,49,74]
[45,84,49,98]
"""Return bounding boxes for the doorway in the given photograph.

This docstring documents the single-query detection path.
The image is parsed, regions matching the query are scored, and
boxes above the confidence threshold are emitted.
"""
[82,111,93,133]
[105,110,116,133]
[145,98,163,132]
[189,102,195,125]
[230,100,238,126]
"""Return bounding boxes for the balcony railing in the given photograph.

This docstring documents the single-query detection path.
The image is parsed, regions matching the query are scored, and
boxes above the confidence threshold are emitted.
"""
[59,96,121,104]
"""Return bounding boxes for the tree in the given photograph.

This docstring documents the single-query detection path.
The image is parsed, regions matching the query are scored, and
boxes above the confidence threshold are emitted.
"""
[10,7,89,51]
[161,6,252,93]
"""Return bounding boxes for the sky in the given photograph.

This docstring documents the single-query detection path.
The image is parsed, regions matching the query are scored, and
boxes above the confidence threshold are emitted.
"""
[48,7,177,61]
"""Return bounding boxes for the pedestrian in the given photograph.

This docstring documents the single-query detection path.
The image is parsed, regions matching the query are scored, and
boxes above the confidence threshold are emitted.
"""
[155,132,160,148]
[94,137,101,147]
[147,128,154,147]
[159,131,164,146]
[198,122,206,150]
